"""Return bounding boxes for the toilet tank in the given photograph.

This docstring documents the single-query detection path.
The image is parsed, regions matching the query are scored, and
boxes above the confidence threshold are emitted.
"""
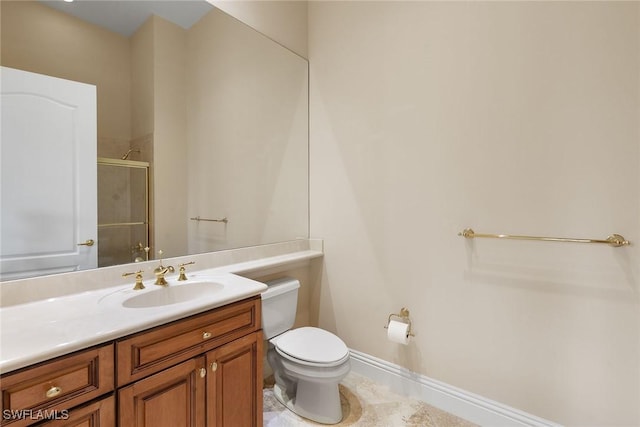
[261,277,300,340]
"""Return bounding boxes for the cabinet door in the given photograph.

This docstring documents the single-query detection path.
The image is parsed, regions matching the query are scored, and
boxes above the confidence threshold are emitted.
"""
[118,357,205,427]
[206,331,263,427]
[38,395,115,427]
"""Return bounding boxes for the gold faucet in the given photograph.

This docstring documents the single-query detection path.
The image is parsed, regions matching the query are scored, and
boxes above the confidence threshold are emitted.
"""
[177,261,196,281]
[154,250,174,286]
[123,270,145,290]
[154,264,174,286]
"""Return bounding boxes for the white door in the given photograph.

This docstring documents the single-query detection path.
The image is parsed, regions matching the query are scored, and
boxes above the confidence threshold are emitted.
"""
[1,67,97,280]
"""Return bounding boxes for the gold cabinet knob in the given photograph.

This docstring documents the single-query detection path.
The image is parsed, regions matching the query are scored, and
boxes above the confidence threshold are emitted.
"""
[77,239,95,247]
[199,368,206,378]
[202,332,212,340]
[210,362,218,372]
[45,386,62,398]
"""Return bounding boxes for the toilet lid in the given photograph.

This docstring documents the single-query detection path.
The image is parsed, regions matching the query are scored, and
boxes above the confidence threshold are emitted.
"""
[275,327,349,364]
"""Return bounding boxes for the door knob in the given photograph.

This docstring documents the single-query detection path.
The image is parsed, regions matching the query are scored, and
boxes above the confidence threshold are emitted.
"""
[77,239,95,247]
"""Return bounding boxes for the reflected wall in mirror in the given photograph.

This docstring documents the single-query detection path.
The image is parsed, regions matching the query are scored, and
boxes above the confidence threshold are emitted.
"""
[0,0,309,280]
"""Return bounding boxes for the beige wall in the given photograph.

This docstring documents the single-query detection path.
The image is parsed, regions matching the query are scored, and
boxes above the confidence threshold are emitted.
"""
[150,17,189,258]
[131,20,155,141]
[209,0,308,59]
[130,19,156,255]
[1,1,132,153]
[308,2,640,426]
[185,6,308,254]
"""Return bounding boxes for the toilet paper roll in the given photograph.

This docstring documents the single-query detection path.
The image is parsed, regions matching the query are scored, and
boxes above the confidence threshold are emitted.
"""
[387,320,410,345]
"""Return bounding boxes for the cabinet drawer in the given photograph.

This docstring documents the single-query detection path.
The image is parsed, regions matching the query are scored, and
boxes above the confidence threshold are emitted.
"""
[116,297,260,386]
[0,344,114,427]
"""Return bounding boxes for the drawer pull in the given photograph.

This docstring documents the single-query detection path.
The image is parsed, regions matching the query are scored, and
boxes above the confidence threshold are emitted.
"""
[210,362,218,372]
[202,332,212,340]
[45,386,62,398]
[199,368,206,378]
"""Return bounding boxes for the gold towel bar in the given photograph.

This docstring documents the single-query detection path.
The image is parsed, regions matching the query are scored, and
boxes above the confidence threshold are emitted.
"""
[190,216,228,224]
[458,228,630,247]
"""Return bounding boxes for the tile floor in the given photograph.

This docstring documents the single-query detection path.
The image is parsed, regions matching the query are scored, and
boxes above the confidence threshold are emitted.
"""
[263,372,477,427]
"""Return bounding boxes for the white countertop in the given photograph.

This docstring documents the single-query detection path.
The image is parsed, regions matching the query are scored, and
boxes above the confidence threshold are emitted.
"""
[0,242,323,374]
[0,272,266,374]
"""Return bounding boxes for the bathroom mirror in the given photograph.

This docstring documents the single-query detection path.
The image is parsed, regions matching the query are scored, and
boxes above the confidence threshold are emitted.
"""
[0,0,309,280]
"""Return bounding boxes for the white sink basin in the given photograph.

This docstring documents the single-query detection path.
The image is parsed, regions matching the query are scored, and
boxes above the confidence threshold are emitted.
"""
[122,281,225,308]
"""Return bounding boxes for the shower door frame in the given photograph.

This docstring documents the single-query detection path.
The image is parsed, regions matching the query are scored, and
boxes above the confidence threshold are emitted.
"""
[97,157,150,266]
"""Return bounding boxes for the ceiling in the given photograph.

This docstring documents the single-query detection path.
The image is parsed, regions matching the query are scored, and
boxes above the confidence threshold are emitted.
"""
[39,0,214,37]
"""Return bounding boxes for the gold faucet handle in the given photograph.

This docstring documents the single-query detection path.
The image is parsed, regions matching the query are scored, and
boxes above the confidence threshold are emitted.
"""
[177,261,196,281]
[123,270,145,290]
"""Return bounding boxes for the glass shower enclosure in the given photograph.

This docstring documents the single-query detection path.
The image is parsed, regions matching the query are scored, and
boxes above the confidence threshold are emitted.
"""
[97,157,149,267]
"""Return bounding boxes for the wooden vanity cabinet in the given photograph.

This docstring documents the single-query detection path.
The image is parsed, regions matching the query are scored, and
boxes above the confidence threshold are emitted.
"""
[116,297,263,427]
[1,296,264,427]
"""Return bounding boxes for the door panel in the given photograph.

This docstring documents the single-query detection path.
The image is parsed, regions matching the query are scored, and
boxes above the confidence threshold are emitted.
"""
[1,66,97,279]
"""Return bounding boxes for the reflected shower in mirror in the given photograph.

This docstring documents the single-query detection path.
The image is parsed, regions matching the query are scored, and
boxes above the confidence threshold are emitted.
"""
[0,1,309,280]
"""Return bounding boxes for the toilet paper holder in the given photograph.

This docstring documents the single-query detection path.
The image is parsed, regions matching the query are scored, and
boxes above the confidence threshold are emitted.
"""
[384,307,415,337]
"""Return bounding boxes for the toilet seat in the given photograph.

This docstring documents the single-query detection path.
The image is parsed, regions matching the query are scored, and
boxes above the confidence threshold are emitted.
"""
[273,327,349,367]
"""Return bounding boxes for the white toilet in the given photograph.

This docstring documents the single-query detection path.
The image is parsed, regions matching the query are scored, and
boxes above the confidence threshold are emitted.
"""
[261,277,351,424]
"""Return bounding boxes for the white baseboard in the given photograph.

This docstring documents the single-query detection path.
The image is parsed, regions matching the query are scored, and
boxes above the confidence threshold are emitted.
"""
[349,349,563,427]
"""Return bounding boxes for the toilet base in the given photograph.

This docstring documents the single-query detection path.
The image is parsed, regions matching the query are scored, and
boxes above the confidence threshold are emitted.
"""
[273,381,343,425]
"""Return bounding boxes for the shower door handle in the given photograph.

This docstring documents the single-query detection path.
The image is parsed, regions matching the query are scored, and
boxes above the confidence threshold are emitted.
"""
[77,239,95,247]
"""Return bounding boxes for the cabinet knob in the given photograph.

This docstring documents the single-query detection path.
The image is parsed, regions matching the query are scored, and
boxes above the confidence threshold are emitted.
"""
[199,368,206,378]
[202,332,212,340]
[45,386,62,398]
[210,362,218,372]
